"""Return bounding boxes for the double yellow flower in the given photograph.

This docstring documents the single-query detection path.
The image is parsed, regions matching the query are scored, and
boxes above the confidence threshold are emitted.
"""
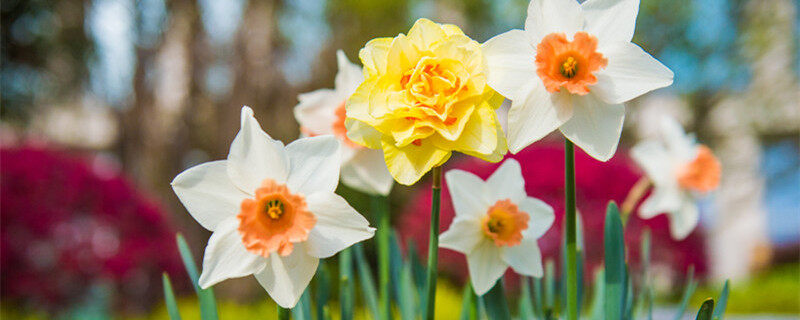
[345,19,507,185]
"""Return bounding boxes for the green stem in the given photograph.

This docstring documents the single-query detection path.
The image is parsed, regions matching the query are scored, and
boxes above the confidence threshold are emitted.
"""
[340,248,355,320]
[373,195,392,320]
[564,139,578,320]
[278,307,291,320]
[424,166,443,320]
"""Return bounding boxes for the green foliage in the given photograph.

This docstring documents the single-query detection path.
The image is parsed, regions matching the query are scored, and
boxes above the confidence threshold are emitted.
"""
[174,234,218,320]
[604,202,626,320]
[482,281,511,320]
[692,263,798,315]
[695,298,715,320]
[161,274,182,320]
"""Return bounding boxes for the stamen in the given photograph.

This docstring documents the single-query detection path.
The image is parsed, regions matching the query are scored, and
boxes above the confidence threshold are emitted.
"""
[560,56,578,78]
[265,199,284,219]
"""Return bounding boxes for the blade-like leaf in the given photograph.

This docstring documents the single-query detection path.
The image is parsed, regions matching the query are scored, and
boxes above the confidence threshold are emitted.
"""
[641,229,653,320]
[175,234,218,320]
[352,243,379,319]
[519,277,535,319]
[390,231,404,302]
[483,280,512,320]
[399,261,419,320]
[292,288,313,320]
[674,265,698,320]
[314,261,331,320]
[544,259,556,312]
[162,273,182,320]
[695,298,715,320]
[589,269,605,320]
[712,280,730,320]
[532,276,545,319]
[340,248,355,320]
[604,202,625,320]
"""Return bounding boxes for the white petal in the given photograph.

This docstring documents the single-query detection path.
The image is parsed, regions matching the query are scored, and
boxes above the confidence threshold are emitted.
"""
[228,106,289,193]
[559,94,625,162]
[525,0,584,42]
[638,185,682,218]
[486,159,527,204]
[285,135,342,195]
[467,240,508,296]
[518,197,555,239]
[445,169,491,219]
[593,43,674,104]
[304,192,375,258]
[503,237,544,277]
[294,89,339,136]
[507,83,573,154]
[582,0,639,45]
[668,198,699,240]
[171,161,248,231]
[630,140,674,185]
[659,117,696,162]
[335,50,365,96]
[440,218,485,254]
[254,243,319,308]
[482,29,537,100]
[198,218,266,288]
[340,149,394,196]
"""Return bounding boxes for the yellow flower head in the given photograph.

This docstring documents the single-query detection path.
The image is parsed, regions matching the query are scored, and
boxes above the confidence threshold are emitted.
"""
[345,18,507,185]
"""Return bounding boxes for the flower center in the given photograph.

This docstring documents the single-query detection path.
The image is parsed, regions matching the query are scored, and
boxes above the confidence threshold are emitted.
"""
[481,199,529,247]
[332,101,361,148]
[676,145,721,193]
[535,32,607,95]
[237,179,316,257]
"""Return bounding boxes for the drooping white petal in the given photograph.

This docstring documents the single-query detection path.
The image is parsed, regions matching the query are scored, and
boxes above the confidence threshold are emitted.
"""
[171,160,249,231]
[659,117,696,162]
[592,43,674,104]
[485,158,527,204]
[638,185,682,218]
[445,169,491,219]
[440,218,485,254]
[559,94,625,162]
[335,50,365,96]
[631,140,674,185]
[582,0,640,45]
[668,197,699,240]
[502,237,544,277]
[525,0,584,42]
[467,239,508,296]
[518,197,555,239]
[482,29,537,100]
[254,243,319,308]
[340,149,394,196]
[198,218,266,288]
[294,89,339,136]
[304,192,375,258]
[285,135,342,195]
[228,106,289,193]
[507,84,573,154]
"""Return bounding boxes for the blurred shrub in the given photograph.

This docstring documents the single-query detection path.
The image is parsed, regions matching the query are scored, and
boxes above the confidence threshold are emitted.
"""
[0,145,182,315]
[691,263,799,314]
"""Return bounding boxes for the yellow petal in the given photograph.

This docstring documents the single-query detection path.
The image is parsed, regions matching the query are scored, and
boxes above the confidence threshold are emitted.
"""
[359,37,393,77]
[344,118,382,149]
[441,24,465,36]
[346,78,378,124]
[382,136,451,185]
[406,18,448,49]
[461,119,508,163]
[432,103,499,155]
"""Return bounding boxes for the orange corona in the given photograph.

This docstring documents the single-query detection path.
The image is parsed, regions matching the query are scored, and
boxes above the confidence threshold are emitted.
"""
[482,199,530,247]
[237,179,316,257]
[535,32,608,95]
[677,145,721,193]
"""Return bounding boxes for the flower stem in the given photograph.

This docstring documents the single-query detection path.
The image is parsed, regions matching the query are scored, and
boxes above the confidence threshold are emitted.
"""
[372,195,391,320]
[424,166,443,320]
[564,139,578,320]
[620,177,651,224]
[278,306,291,320]
[340,248,355,320]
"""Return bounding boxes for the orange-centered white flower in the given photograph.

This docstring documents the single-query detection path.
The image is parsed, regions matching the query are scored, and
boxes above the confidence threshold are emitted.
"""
[631,117,721,240]
[439,159,554,295]
[483,0,674,161]
[172,107,375,308]
[294,50,394,195]
[345,18,507,186]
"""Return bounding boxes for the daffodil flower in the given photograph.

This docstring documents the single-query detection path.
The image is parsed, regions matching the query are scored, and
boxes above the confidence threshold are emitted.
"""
[483,0,673,160]
[439,159,554,295]
[294,50,394,195]
[631,117,721,240]
[345,18,507,186]
[171,107,375,308]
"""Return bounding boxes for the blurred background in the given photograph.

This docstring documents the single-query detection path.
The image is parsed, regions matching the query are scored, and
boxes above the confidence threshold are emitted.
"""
[1,0,798,318]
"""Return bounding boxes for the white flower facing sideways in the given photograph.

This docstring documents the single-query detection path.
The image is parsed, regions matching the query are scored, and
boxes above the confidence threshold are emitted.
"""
[171,106,375,308]
[294,50,394,196]
[439,159,555,295]
[483,0,674,161]
[631,117,721,240]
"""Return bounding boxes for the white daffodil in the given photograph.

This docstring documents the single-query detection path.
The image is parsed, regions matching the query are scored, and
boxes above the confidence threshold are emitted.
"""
[171,106,375,308]
[631,117,721,240]
[483,0,673,160]
[439,159,555,295]
[294,50,393,195]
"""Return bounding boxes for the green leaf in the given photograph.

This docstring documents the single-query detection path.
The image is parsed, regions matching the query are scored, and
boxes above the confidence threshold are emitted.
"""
[624,265,634,320]
[674,266,698,320]
[292,288,313,320]
[712,280,730,320]
[314,261,331,320]
[390,231,404,302]
[162,273,182,320]
[604,202,626,320]
[339,248,356,320]
[482,280,511,320]
[544,259,556,312]
[175,234,218,320]
[695,298,715,320]
[399,261,419,320]
[641,229,653,320]
[518,277,535,319]
[589,269,606,320]
[532,276,545,319]
[352,243,379,319]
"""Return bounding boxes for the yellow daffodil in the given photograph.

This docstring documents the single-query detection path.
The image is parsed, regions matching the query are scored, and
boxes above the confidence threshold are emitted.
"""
[345,18,507,185]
